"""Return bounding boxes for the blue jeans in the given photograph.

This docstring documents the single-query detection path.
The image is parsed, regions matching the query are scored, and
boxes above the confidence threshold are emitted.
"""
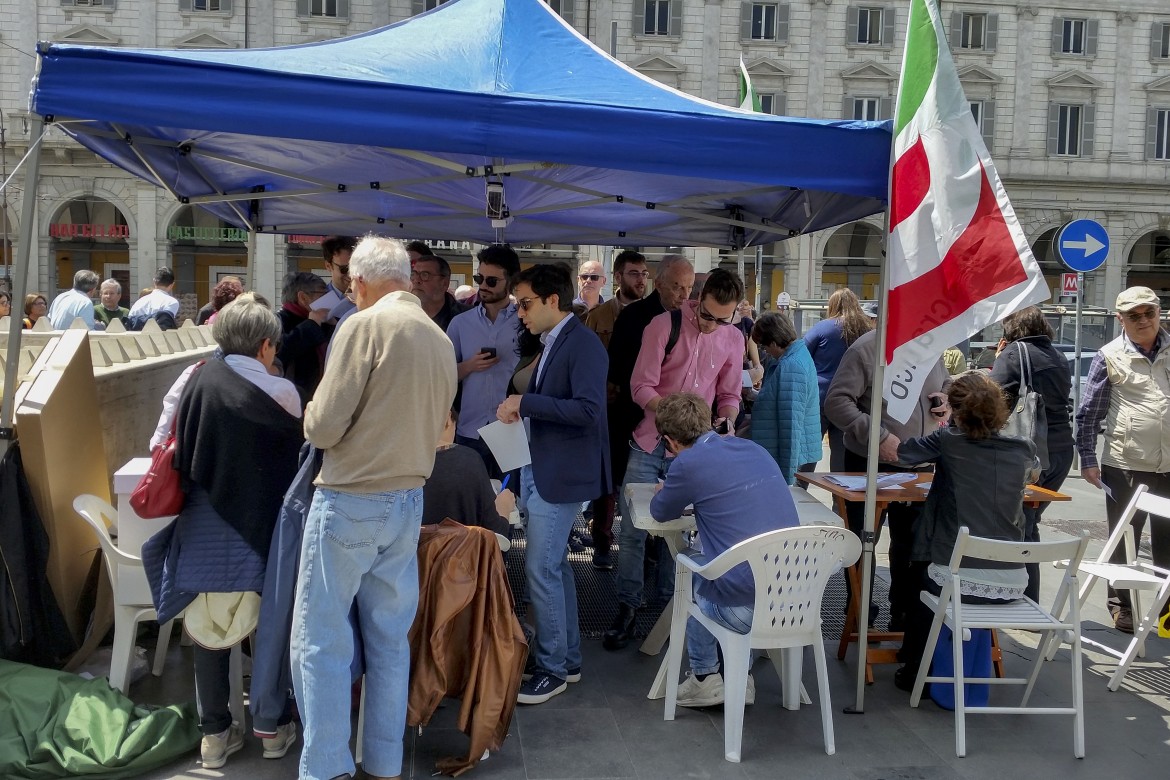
[687,592,754,676]
[616,439,673,608]
[291,487,423,780]
[521,465,582,679]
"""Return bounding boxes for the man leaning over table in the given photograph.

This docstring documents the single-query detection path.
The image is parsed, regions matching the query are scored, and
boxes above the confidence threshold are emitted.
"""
[496,262,610,706]
[649,392,799,707]
[824,329,950,631]
[1075,286,1170,634]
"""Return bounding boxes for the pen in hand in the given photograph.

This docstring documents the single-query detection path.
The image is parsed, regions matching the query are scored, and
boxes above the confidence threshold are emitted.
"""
[499,474,511,494]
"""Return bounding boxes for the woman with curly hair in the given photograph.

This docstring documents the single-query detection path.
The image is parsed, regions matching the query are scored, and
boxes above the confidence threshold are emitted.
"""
[206,277,245,325]
[892,370,1041,691]
[802,287,873,469]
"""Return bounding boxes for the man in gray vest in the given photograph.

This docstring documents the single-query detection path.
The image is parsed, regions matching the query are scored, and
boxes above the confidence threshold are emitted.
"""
[1075,286,1170,634]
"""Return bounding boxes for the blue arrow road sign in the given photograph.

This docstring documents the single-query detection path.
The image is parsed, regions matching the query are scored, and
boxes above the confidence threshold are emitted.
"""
[1055,219,1109,273]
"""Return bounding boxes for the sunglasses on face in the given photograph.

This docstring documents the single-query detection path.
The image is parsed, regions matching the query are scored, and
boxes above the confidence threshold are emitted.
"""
[329,263,349,275]
[579,274,602,282]
[1124,308,1160,323]
[516,297,541,312]
[698,302,734,325]
[473,274,504,288]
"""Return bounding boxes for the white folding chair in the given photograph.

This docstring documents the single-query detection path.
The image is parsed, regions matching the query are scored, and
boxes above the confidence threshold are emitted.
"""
[73,495,177,692]
[663,525,861,763]
[909,527,1091,759]
[1046,484,1170,690]
[74,495,246,725]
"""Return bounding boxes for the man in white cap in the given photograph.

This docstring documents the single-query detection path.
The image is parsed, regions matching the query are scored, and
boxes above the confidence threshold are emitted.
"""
[1075,286,1170,634]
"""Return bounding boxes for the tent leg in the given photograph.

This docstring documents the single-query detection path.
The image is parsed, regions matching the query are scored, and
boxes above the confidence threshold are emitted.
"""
[0,115,45,459]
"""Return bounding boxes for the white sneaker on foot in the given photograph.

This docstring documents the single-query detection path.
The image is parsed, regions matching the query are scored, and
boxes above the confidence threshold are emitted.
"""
[201,724,244,769]
[676,672,725,708]
[261,722,297,759]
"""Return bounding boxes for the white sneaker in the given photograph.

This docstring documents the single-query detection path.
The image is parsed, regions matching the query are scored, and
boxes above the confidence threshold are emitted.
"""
[201,724,244,769]
[676,672,725,708]
[261,722,297,759]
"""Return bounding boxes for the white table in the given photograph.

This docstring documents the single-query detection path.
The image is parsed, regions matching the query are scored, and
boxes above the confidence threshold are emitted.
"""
[624,483,844,705]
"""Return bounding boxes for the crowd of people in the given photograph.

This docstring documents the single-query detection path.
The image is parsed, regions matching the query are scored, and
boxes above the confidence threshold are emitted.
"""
[9,266,188,332]
[127,227,1169,779]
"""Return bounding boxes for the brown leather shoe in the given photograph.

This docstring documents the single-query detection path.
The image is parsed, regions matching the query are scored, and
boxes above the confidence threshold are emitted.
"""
[1111,607,1135,634]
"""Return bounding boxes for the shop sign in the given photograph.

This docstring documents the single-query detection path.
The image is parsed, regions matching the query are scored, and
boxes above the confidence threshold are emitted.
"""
[50,223,130,239]
[287,234,325,245]
[167,225,249,242]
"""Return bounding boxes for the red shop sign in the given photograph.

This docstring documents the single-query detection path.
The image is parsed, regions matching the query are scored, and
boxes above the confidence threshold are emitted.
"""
[50,223,131,239]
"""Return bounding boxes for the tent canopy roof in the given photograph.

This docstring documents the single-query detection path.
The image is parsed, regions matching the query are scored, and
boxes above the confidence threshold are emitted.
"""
[31,0,890,247]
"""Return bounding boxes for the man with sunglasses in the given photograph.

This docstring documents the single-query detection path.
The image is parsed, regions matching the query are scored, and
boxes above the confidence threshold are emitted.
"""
[574,260,607,312]
[1076,286,1170,633]
[412,254,469,332]
[321,235,358,322]
[497,263,609,705]
[446,244,522,478]
[603,268,747,651]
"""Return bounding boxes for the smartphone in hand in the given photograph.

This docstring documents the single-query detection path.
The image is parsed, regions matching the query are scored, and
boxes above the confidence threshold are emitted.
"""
[480,347,497,358]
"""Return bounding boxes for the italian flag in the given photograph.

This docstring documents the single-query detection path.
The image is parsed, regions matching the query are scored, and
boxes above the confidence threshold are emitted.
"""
[883,0,1047,423]
[738,57,761,112]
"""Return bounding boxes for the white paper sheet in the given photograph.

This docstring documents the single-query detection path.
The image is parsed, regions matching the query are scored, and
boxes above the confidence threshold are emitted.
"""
[310,288,344,312]
[477,420,532,472]
[742,369,753,388]
[823,473,917,491]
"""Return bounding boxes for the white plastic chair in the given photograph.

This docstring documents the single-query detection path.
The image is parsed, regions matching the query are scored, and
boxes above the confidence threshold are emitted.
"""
[663,525,861,763]
[74,494,247,725]
[73,494,176,692]
[1046,484,1170,690]
[909,527,1091,759]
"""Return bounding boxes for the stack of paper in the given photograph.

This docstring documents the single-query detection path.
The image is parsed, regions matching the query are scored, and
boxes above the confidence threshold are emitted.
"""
[824,473,919,491]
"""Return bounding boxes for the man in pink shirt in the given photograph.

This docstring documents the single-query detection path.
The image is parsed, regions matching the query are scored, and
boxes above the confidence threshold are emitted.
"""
[603,268,746,650]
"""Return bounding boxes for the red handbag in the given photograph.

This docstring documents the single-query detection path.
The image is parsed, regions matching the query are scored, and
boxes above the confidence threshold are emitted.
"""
[129,425,184,519]
[130,361,204,519]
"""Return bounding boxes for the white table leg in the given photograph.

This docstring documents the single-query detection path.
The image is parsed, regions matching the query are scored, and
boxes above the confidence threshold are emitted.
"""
[639,597,674,656]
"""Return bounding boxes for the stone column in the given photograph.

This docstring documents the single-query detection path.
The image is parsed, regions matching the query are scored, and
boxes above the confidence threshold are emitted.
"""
[139,0,158,47]
[252,233,279,305]
[806,0,831,118]
[1102,211,1129,309]
[252,0,276,48]
[1009,6,1039,159]
[700,0,723,102]
[1109,12,1137,161]
[795,233,816,300]
[136,186,159,295]
[692,247,716,273]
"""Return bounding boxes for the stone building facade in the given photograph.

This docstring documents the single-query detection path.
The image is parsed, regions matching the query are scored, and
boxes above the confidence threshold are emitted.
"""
[1,0,1168,310]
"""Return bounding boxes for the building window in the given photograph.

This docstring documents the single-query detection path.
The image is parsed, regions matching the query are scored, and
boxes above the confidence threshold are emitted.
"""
[634,0,680,37]
[752,4,777,40]
[1047,102,1096,157]
[1052,17,1097,57]
[740,3,789,44]
[180,0,232,10]
[961,13,984,49]
[847,6,893,48]
[969,101,983,130]
[1152,22,1170,60]
[759,93,786,115]
[1149,108,1170,161]
[546,0,575,24]
[296,0,349,18]
[853,97,879,121]
[66,0,114,6]
[644,0,670,35]
[969,99,995,150]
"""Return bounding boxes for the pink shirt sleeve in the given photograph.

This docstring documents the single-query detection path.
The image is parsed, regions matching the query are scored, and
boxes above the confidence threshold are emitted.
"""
[714,330,744,414]
[630,312,672,410]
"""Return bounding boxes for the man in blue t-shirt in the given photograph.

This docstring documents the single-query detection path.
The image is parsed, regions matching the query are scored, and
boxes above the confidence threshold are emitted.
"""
[649,392,799,707]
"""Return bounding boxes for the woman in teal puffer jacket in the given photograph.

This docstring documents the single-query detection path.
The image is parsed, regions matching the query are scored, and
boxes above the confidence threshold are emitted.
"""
[750,313,823,484]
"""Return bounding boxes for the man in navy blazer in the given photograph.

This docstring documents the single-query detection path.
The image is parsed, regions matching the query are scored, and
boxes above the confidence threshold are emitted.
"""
[497,262,610,705]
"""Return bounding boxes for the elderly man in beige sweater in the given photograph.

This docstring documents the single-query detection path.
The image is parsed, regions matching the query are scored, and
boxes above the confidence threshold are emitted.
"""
[291,236,457,780]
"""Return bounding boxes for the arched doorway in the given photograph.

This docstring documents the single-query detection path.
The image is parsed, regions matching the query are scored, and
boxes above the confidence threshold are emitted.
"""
[1126,229,1170,304]
[820,221,881,298]
[1030,227,1073,302]
[49,197,130,301]
[167,206,249,307]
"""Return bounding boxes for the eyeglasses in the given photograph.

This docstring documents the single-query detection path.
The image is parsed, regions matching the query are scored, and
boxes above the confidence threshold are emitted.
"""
[622,270,651,279]
[516,297,540,312]
[473,274,504,287]
[698,302,734,325]
[329,263,349,275]
[1124,308,1160,323]
[579,274,602,282]
[411,270,444,282]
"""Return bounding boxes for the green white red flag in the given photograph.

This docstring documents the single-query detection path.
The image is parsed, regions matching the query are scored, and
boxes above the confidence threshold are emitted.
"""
[738,57,761,112]
[884,0,1047,422]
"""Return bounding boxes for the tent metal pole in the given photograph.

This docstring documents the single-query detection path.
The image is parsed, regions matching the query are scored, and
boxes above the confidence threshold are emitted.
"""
[0,116,45,458]
[754,245,763,311]
[848,208,892,714]
[245,230,256,292]
[736,248,745,287]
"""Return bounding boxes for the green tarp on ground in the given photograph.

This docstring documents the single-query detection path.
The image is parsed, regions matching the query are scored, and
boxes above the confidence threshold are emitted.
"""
[0,661,200,778]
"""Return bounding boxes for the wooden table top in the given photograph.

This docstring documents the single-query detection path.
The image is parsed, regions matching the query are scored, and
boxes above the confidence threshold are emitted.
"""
[794,472,1071,505]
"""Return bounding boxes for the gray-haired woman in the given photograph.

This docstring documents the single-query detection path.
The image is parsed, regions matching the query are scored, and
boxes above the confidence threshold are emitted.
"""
[143,294,304,769]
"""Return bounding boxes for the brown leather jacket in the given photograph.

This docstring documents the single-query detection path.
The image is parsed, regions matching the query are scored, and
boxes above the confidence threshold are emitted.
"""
[408,521,527,775]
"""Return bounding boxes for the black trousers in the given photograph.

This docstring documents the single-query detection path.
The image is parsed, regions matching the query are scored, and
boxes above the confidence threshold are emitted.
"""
[1100,465,1170,612]
[1022,446,1075,602]
[194,644,293,736]
[842,448,923,623]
